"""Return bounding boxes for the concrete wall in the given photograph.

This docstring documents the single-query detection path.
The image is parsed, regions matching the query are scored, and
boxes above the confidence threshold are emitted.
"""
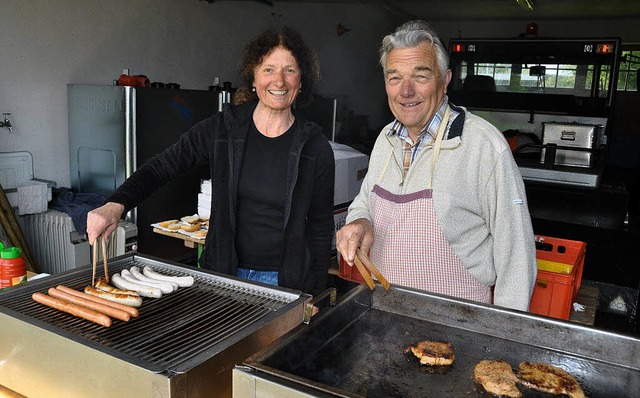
[0,0,400,188]
[1,0,639,188]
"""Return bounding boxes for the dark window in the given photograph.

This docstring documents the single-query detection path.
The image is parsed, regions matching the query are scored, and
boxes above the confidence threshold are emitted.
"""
[617,48,640,91]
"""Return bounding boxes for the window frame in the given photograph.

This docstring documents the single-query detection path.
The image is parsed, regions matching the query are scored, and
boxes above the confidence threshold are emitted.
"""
[617,44,640,92]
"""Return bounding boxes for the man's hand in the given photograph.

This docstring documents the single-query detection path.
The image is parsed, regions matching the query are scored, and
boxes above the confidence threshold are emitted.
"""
[86,202,125,245]
[336,218,374,266]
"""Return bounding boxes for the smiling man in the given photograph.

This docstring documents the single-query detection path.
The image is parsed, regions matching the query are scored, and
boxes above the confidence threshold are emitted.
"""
[336,20,537,311]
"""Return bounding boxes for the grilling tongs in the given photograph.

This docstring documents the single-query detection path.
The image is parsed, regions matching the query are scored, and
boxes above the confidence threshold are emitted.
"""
[354,249,390,291]
[91,238,109,286]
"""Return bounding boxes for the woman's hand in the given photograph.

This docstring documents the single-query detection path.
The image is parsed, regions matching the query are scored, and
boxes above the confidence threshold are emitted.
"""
[336,218,374,266]
[86,202,125,245]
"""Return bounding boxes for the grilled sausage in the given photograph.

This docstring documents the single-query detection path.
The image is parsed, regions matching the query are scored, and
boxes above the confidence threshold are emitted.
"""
[56,284,140,314]
[82,285,142,311]
[131,266,179,290]
[121,269,174,294]
[32,292,112,327]
[129,267,178,292]
[111,273,162,298]
[142,266,194,287]
[48,288,131,322]
[94,278,139,296]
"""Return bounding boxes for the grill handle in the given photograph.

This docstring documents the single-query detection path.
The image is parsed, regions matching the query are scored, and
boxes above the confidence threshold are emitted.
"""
[304,287,337,324]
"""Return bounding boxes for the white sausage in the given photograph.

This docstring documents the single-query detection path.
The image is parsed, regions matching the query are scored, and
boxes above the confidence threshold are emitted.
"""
[111,273,162,298]
[130,266,178,291]
[95,278,140,297]
[121,269,174,294]
[143,266,195,288]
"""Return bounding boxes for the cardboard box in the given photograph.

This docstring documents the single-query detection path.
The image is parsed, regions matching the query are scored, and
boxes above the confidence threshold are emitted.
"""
[530,235,586,320]
[331,142,369,206]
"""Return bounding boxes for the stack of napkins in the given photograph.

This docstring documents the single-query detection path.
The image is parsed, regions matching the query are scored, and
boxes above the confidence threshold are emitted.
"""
[198,179,211,218]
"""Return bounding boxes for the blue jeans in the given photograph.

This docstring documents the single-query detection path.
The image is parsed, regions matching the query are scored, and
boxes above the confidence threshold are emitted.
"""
[236,268,279,286]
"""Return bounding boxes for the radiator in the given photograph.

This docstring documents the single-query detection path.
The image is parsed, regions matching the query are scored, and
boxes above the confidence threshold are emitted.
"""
[16,210,137,274]
[100,220,138,260]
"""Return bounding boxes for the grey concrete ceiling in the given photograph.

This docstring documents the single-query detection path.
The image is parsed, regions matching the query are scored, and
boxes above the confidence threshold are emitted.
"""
[242,0,640,21]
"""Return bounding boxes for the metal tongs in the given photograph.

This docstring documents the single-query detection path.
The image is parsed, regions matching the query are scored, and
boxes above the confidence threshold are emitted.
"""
[91,238,109,286]
[353,249,390,291]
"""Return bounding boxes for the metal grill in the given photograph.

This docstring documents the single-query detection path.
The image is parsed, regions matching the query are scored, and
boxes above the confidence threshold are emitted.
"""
[235,284,640,398]
[0,254,303,374]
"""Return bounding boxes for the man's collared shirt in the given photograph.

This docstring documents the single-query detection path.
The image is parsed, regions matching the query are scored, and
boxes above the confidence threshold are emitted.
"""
[387,97,458,176]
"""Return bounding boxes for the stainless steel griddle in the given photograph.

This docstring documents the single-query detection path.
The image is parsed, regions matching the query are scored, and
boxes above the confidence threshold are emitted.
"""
[234,284,640,397]
[0,253,310,398]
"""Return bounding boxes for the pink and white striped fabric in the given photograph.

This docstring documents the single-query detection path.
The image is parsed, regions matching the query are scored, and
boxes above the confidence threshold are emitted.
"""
[370,185,491,303]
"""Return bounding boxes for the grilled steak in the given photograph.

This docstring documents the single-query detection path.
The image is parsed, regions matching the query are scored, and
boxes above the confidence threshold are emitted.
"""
[473,360,522,398]
[406,340,455,366]
[516,362,585,398]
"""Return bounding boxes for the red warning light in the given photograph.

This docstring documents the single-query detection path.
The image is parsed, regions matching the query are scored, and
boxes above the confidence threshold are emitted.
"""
[452,43,465,53]
[596,43,614,54]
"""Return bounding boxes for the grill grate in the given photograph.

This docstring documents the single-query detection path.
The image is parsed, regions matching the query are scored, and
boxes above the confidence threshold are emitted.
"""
[0,254,303,374]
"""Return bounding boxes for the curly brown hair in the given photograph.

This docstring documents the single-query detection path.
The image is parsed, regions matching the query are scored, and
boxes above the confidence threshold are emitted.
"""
[236,26,320,108]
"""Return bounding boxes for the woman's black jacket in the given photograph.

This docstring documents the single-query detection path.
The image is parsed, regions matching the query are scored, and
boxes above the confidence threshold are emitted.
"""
[108,101,335,295]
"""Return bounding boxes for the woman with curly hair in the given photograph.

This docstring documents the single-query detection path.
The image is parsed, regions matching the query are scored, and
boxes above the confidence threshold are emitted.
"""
[87,27,335,295]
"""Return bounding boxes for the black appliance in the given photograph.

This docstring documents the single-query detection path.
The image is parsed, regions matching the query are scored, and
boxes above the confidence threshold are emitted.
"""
[68,84,217,261]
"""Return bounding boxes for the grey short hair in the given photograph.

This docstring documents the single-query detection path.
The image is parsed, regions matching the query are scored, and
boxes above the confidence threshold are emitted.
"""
[379,20,449,84]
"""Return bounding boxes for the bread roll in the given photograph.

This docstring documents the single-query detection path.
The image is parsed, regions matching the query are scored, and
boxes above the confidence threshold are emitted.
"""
[181,223,201,232]
[167,223,182,231]
[181,215,200,224]
[159,219,178,228]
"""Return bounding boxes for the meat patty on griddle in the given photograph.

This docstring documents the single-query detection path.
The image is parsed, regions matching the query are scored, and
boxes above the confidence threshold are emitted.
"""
[516,362,585,398]
[473,360,522,398]
[407,340,455,366]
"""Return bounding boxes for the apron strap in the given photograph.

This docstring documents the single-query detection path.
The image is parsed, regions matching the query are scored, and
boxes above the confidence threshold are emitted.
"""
[428,106,451,190]
[377,149,394,184]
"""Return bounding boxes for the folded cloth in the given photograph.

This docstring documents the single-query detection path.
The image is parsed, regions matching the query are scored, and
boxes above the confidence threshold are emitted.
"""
[50,188,106,234]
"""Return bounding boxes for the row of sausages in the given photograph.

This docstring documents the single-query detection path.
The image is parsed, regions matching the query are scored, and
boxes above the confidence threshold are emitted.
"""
[32,285,139,327]
[31,266,195,327]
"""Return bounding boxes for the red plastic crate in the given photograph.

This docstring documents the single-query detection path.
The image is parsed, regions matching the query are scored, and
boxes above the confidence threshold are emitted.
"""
[338,252,369,283]
[529,235,586,320]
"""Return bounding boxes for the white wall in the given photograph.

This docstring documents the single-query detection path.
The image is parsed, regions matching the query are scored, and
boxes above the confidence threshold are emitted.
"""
[1,1,639,189]
[0,0,400,188]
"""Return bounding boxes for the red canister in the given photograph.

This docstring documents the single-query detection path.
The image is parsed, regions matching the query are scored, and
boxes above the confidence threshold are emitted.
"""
[0,245,27,288]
